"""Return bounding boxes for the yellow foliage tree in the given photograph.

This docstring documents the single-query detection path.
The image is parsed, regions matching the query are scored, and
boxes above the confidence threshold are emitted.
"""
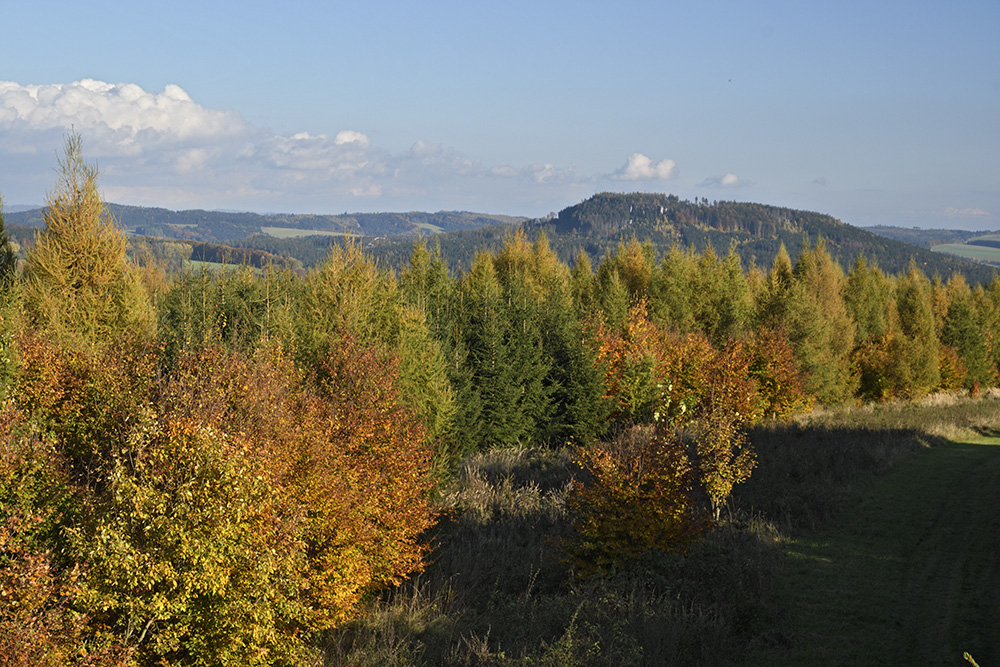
[22,133,153,347]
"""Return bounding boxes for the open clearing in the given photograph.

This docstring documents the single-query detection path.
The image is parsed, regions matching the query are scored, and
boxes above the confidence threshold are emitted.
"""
[750,436,1000,666]
[931,243,1000,265]
[261,226,348,239]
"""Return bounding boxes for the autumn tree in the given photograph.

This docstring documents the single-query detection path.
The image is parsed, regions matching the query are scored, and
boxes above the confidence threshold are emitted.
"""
[648,245,699,333]
[297,242,456,452]
[22,133,153,348]
[8,334,436,665]
[844,256,899,401]
[941,274,993,391]
[893,265,940,397]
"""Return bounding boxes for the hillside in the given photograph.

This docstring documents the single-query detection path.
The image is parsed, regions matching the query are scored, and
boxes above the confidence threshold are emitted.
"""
[863,225,983,249]
[7,193,997,284]
[5,204,525,244]
[369,193,999,284]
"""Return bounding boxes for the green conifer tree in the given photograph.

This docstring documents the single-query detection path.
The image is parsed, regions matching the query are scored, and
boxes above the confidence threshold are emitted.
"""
[894,265,940,397]
[784,239,857,403]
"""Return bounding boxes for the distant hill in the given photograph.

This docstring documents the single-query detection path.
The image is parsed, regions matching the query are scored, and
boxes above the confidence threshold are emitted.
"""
[368,193,999,285]
[5,204,525,244]
[863,226,984,249]
[7,194,997,284]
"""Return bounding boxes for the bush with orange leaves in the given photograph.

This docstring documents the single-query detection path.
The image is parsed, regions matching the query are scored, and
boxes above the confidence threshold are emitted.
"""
[569,304,807,573]
[4,333,436,666]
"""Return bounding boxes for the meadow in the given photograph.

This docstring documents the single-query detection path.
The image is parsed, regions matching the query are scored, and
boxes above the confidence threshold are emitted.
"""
[932,242,1000,266]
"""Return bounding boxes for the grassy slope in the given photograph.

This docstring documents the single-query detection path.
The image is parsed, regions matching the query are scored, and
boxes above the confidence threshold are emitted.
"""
[750,436,1000,666]
[932,243,1000,265]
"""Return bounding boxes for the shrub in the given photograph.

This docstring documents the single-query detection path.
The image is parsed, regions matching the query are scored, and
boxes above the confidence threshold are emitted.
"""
[9,333,437,665]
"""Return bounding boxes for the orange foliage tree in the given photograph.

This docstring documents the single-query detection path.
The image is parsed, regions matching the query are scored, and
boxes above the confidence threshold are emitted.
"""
[4,333,436,665]
[570,302,807,571]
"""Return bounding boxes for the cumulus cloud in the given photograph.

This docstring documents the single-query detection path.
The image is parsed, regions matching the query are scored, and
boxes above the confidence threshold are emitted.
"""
[0,79,593,212]
[698,172,749,188]
[614,153,676,180]
[0,79,247,156]
[334,130,369,146]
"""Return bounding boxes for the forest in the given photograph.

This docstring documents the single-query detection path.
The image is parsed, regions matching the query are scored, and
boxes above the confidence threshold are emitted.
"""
[2,136,1000,666]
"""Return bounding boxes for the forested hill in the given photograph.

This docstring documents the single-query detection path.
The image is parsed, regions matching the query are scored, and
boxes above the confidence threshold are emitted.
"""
[5,204,525,243]
[370,193,998,284]
[547,192,997,282]
[8,193,997,284]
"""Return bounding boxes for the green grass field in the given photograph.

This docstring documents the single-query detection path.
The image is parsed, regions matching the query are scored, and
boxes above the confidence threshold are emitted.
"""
[931,243,1000,265]
[749,436,1000,666]
[261,226,348,239]
[412,222,444,233]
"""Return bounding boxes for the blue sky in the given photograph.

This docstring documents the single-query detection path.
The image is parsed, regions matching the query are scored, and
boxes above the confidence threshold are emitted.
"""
[2,0,998,229]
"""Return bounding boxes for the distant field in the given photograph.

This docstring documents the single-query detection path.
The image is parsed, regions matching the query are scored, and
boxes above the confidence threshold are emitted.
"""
[183,259,244,272]
[261,227,348,239]
[412,222,444,233]
[931,243,1000,265]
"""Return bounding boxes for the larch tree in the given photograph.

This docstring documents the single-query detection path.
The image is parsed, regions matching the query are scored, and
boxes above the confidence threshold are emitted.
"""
[784,239,857,404]
[22,133,153,347]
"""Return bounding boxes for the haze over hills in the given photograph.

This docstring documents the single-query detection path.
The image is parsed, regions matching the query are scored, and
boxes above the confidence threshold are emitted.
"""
[6,193,998,285]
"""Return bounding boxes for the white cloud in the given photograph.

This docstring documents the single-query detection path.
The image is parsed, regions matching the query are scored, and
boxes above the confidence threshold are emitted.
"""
[0,79,599,213]
[614,153,676,180]
[334,130,369,146]
[944,207,990,218]
[0,79,246,157]
[699,172,749,188]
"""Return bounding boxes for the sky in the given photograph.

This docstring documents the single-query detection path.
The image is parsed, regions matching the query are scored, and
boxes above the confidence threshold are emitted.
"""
[1,0,998,229]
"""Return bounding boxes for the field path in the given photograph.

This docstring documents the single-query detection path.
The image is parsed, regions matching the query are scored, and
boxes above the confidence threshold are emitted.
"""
[754,437,1000,666]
